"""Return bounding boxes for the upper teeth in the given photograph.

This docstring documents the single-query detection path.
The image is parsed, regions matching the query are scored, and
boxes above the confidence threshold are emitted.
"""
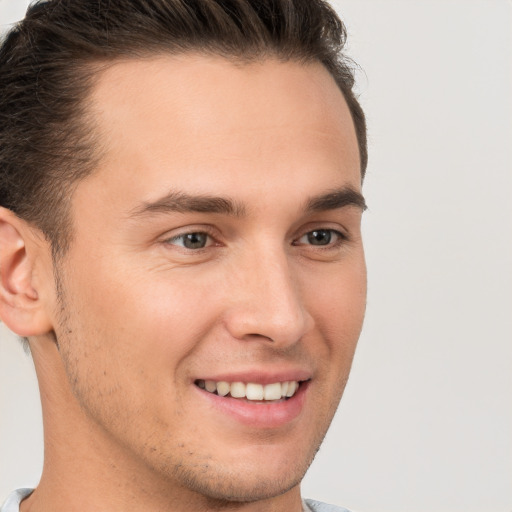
[196,380,300,400]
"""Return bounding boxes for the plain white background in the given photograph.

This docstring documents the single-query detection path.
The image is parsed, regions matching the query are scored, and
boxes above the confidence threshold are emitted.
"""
[1,1,511,511]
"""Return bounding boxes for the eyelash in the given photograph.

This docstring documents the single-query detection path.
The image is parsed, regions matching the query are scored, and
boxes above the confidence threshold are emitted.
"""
[165,231,217,250]
[164,228,348,251]
[293,228,347,248]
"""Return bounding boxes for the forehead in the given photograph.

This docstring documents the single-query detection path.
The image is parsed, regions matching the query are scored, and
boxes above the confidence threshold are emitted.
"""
[83,55,361,208]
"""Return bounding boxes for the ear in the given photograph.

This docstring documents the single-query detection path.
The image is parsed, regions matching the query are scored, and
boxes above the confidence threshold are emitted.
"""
[0,207,53,337]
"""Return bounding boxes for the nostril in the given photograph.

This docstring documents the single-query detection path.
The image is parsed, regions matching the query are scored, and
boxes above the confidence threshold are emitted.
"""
[244,333,274,342]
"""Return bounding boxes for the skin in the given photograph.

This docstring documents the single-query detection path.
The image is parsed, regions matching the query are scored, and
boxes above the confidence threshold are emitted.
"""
[0,55,366,512]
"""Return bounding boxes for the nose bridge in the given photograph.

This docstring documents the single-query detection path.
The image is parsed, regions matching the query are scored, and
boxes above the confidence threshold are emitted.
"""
[225,243,312,345]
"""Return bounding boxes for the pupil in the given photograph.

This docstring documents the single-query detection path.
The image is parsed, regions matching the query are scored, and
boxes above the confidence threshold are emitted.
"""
[184,233,207,249]
[308,230,331,245]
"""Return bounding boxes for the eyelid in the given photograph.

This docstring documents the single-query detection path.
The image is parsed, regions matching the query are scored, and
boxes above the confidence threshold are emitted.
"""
[295,224,347,239]
[293,227,348,248]
[159,224,349,250]
[167,232,213,248]
[161,225,220,247]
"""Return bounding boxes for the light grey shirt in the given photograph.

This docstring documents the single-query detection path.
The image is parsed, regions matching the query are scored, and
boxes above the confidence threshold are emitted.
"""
[1,488,352,512]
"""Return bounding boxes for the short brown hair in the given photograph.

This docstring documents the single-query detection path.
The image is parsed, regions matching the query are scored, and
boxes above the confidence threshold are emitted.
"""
[0,0,367,257]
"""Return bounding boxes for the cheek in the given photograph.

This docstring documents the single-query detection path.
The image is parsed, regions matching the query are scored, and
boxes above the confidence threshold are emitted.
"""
[305,257,367,370]
[308,256,367,329]
[65,261,226,374]
[54,262,226,433]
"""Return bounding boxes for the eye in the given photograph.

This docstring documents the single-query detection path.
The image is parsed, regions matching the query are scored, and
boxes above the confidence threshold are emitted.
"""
[296,229,344,247]
[166,232,212,250]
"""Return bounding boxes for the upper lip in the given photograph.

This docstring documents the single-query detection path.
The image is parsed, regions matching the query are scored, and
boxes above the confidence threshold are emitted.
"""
[194,368,312,385]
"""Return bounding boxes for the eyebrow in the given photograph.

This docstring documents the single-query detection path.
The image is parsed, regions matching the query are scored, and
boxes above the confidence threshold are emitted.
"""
[128,185,366,219]
[305,186,367,213]
[129,191,247,218]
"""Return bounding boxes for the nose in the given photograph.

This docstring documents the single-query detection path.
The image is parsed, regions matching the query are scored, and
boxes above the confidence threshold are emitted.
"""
[223,248,314,348]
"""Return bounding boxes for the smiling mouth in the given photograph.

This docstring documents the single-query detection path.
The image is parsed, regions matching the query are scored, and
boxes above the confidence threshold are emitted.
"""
[195,379,304,401]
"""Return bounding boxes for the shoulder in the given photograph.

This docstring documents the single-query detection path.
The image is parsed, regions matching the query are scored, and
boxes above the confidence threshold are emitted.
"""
[0,489,33,512]
[304,498,353,512]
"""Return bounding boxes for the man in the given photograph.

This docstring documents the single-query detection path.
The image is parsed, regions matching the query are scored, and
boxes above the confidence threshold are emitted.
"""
[0,1,367,511]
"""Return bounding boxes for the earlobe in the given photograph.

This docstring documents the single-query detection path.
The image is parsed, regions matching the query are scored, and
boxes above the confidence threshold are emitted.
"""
[0,207,53,336]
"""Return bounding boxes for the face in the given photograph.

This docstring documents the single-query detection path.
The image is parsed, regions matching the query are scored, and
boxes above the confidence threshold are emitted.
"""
[49,55,366,504]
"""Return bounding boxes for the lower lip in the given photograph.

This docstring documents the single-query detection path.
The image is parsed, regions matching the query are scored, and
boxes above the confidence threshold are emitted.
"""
[195,381,309,429]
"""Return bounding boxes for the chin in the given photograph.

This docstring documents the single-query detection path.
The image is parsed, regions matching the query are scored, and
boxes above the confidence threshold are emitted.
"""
[156,435,319,505]
[173,463,305,504]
